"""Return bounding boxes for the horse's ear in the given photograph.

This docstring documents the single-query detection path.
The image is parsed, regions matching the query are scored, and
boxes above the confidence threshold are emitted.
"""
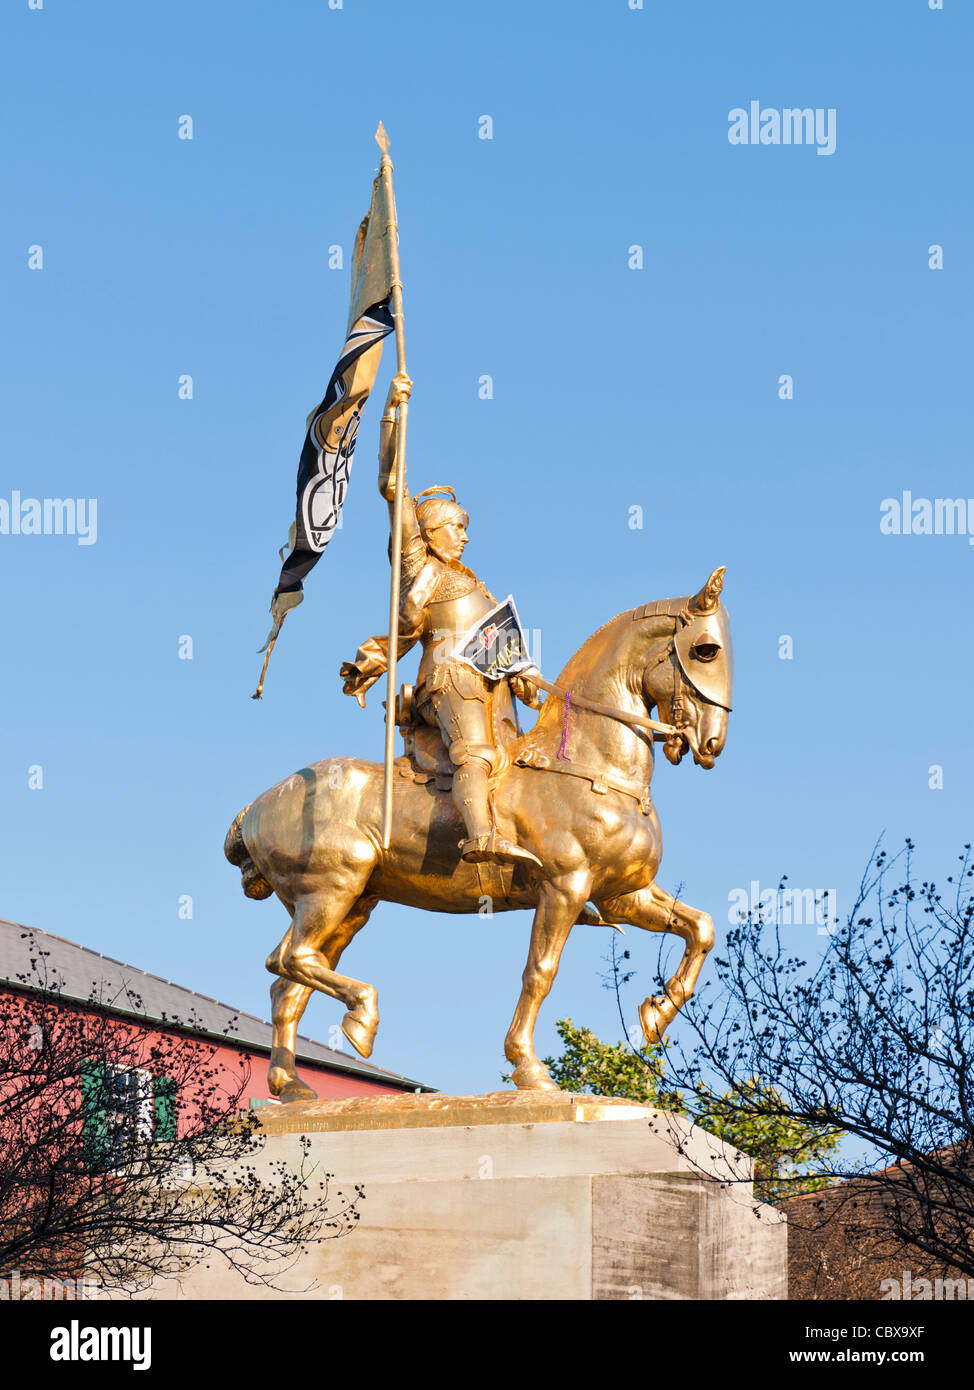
[691,566,725,615]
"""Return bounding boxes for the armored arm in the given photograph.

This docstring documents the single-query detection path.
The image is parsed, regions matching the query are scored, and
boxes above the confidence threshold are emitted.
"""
[340,621,422,708]
[378,372,427,583]
[377,397,399,502]
[341,556,444,707]
[342,377,429,707]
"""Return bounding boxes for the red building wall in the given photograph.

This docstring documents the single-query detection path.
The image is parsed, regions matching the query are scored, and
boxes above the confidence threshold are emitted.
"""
[1,985,413,1138]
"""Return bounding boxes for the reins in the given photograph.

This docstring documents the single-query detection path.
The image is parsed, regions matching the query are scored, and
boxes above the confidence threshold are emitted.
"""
[518,665,679,741]
[510,639,690,814]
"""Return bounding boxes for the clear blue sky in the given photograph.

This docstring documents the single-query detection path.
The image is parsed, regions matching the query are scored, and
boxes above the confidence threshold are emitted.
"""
[1,0,970,1094]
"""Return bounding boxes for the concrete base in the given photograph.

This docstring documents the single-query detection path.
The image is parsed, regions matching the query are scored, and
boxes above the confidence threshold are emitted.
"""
[153,1092,787,1301]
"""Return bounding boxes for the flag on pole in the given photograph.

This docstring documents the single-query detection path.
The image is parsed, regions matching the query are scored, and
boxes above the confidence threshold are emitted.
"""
[253,169,398,695]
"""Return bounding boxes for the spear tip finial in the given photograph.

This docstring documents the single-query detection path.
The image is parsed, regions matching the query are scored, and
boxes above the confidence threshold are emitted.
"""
[375,121,390,156]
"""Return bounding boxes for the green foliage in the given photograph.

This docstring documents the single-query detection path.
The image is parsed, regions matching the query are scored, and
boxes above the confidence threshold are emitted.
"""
[692,1078,841,1203]
[542,1020,839,1202]
[540,1018,685,1110]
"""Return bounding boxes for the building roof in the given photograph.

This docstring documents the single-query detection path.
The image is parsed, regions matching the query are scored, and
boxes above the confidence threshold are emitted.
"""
[0,917,434,1093]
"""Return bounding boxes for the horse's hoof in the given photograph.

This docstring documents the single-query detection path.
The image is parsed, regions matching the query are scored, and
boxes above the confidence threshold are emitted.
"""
[511,1061,560,1091]
[279,1078,318,1104]
[638,997,670,1046]
[341,1010,377,1059]
[268,1066,317,1103]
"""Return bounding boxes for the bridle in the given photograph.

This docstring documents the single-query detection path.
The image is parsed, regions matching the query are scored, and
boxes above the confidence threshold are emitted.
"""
[512,595,734,808]
[518,603,719,742]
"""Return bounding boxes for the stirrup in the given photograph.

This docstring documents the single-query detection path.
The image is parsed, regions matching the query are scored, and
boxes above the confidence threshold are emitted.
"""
[459,833,493,864]
[460,830,542,869]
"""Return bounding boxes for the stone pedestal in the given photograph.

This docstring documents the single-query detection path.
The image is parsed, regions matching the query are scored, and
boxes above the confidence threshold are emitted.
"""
[156,1091,787,1301]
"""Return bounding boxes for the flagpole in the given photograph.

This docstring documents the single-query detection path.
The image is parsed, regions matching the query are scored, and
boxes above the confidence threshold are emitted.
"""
[376,122,407,850]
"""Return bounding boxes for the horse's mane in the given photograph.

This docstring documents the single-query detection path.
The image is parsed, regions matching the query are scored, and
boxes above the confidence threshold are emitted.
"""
[515,596,687,755]
[549,595,688,690]
[549,606,636,689]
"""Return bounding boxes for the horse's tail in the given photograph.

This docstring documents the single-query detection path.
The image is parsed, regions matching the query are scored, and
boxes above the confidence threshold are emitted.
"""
[224,806,274,901]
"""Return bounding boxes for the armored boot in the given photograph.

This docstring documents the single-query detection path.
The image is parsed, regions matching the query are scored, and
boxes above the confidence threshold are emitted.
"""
[452,760,542,870]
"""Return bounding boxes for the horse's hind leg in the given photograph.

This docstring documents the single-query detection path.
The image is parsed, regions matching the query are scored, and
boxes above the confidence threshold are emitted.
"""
[599,881,714,1045]
[266,890,379,1102]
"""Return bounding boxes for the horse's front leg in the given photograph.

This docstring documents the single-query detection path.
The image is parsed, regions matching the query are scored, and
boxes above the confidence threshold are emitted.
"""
[505,870,592,1090]
[600,881,714,1045]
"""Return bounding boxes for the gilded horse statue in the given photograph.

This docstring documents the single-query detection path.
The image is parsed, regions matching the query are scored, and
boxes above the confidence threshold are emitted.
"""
[225,568,733,1101]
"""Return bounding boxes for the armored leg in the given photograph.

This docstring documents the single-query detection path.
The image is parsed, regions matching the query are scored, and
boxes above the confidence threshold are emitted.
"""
[451,758,494,844]
[423,680,541,870]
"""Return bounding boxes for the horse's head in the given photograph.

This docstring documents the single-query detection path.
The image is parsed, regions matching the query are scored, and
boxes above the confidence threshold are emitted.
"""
[640,566,733,771]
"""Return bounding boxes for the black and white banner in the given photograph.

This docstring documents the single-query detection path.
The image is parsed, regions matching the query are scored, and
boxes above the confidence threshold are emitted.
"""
[274,299,394,598]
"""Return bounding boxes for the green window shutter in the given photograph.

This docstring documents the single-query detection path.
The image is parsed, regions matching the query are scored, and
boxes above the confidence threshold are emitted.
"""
[153,1075,177,1140]
[80,1059,109,1171]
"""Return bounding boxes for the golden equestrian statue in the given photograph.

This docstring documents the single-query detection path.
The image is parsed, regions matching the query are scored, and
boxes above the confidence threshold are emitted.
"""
[226,370,733,1100]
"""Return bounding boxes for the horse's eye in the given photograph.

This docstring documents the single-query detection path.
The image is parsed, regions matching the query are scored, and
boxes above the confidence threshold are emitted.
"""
[692,643,720,662]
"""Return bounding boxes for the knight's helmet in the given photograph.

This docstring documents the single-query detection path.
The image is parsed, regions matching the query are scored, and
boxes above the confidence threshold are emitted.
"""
[414,485,469,543]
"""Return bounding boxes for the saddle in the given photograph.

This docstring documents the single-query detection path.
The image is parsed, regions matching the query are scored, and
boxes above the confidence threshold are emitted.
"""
[392,681,654,817]
[392,683,519,792]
